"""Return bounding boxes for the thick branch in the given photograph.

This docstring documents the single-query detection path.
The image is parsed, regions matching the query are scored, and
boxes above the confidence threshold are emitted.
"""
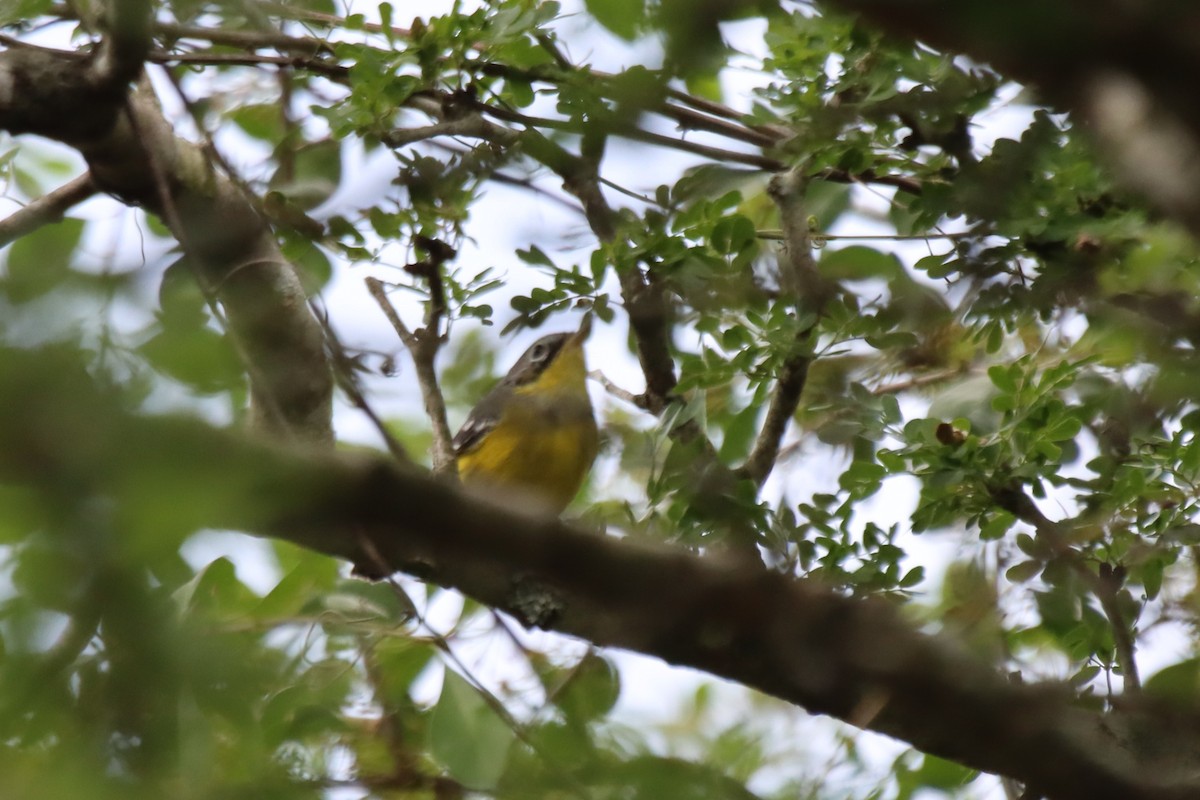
[2,346,1198,800]
[0,44,334,445]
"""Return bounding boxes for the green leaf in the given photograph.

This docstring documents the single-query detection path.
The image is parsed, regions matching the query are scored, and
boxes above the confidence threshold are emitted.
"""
[980,510,1016,541]
[430,670,517,790]
[280,233,332,292]
[1145,658,1200,701]
[711,215,757,255]
[552,653,621,724]
[585,0,646,39]
[0,0,52,25]
[139,325,244,394]
[229,103,286,142]
[1005,560,1042,583]
[269,140,342,210]
[718,403,761,463]
[158,257,209,330]
[819,246,902,281]
[913,754,978,790]
[256,552,339,619]
[4,216,84,302]
[173,557,257,618]
[987,363,1018,393]
[1142,558,1164,600]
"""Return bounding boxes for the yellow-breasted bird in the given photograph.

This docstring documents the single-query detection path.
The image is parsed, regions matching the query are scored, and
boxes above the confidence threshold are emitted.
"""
[453,316,598,514]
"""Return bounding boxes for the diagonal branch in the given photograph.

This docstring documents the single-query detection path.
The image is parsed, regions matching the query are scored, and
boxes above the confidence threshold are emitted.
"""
[0,173,96,247]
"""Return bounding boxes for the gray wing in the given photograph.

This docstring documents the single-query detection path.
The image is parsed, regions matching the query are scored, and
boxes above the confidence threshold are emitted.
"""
[452,383,509,455]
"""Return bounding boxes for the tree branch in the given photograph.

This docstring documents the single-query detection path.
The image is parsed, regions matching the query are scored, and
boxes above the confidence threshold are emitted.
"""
[2,345,1197,800]
[0,172,96,247]
[0,44,334,444]
[365,270,456,476]
[739,169,827,486]
[90,0,152,88]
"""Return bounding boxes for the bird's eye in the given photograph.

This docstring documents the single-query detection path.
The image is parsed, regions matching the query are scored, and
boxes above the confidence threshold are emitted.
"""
[530,343,549,361]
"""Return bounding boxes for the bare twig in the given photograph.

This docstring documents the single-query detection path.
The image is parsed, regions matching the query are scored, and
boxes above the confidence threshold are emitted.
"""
[0,173,96,247]
[257,1,413,38]
[146,49,350,79]
[767,168,835,307]
[365,275,456,475]
[365,277,417,349]
[478,101,784,173]
[588,370,646,408]
[740,354,810,487]
[872,367,969,396]
[154,20,333,55]
[758,229,974,242]
[312,300,414,465]
[381,114,513,149]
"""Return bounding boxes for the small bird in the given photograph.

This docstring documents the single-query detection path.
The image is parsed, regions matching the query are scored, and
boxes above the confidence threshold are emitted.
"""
[453,316,598,514]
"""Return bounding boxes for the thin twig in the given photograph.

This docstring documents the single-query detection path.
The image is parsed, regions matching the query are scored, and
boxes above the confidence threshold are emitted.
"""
[872,367,969,396]
[146,49,349,79]
[739,168,822,487]
[478,102,785,172]
[0,173,96,247]
[154,20,333,55]
[588,370,647,408]
[257,1,413,38]
[365,276,456,475]
[365,276,417,348]
[991,486,1141,694]
[311,300,414,464]
[757,229,974,242]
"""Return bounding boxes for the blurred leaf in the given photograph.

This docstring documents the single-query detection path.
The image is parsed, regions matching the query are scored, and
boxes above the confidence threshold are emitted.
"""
[1145,659,1200,702]
[586,0,646,39]
[819,246,903,281]
[139,325,243,394]
[4,217,84,302]
[553,653,621,724]
[269,140,342,210]
[430,669,517,790]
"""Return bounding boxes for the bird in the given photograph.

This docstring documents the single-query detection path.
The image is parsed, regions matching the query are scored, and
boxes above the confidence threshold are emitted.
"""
[453,315,598,514]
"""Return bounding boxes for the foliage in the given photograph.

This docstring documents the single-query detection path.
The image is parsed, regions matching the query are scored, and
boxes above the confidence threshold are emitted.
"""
[4,1,1200,799]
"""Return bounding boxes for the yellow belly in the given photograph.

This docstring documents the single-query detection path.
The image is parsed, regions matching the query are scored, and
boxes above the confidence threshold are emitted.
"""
[457,418,598,514]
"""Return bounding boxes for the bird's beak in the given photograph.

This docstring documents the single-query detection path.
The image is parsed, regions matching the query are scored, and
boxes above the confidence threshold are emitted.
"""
[571,312,593,345]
